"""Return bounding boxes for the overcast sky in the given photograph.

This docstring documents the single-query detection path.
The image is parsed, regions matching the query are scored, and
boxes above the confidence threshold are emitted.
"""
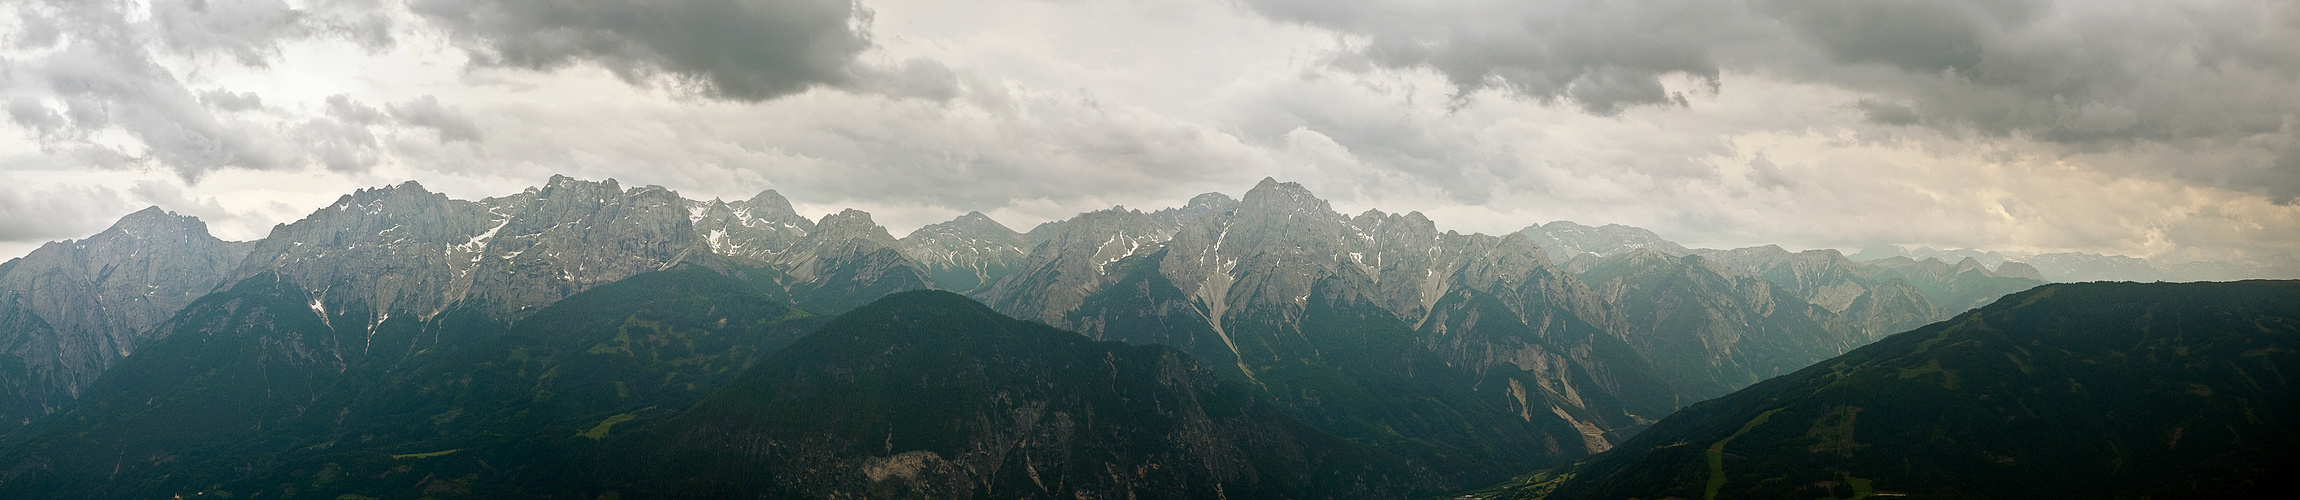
[2,0,2295,265]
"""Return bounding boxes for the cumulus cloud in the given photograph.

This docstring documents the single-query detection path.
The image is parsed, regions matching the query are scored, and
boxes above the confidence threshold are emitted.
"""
[0,0,367,179]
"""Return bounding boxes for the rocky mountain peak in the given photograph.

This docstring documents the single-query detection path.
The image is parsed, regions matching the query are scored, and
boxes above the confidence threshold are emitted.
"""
[321,180,451,217]
[744,189,800,219]
[0,206,252,430]
[107,206,199,233]
[899,212,1028,294]
[81,207,220,251]
[686,189,816,262]
[1187,192,1237,209]
[1952,256,1989,275]
[542,174,609,192]
[941,211,1016,236]
[1152,192,1240,225]
[1239,177,1335,217]
[811,209,900,248]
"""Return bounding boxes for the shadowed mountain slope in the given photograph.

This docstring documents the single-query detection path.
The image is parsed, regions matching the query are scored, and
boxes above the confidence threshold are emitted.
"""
[1491,280,2300,500]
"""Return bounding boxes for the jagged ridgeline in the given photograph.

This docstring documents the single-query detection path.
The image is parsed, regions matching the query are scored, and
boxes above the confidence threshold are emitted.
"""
[0,175,2043,497]
[1488,280,2300,499]
[974,178,1952,487]
[0,176,962,438]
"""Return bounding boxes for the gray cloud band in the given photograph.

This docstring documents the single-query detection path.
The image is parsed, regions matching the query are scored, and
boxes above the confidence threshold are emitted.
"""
[1247,0,2300,201]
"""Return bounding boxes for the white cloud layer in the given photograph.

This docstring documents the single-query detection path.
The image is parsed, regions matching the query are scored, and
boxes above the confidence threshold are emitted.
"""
[0,0,2293,268]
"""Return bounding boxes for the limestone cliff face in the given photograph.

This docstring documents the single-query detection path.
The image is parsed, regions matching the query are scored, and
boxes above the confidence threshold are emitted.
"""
[228,181,498,325]
[462,176,710,320]
[0,208,249,429]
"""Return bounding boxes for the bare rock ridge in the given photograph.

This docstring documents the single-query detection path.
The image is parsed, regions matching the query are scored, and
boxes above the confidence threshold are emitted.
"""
[227,175,926,327]
[0,207,250,431]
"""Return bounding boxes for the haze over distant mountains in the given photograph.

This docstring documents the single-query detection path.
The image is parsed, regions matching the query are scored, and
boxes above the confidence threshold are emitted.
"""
[0,176,2290,498]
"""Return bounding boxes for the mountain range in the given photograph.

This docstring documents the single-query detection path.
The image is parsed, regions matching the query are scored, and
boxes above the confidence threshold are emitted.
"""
[0,175,2288,498]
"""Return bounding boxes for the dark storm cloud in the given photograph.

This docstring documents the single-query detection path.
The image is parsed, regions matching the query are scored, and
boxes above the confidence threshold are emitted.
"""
[411,0,910,101]
[147,0,306,66]
[1252,0,1742,115]
[1247,0,2300,200]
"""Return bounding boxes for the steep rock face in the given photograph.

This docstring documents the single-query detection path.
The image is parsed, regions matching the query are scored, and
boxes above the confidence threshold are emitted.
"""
[1516,221,1693,264]
[463,176,712,320]
[1578,251,1867,400]
[1517,280,2300,500]
[0,208,249,431]
[899,211,1027,295]
[228,181,499,326]
[628,290,1439,499]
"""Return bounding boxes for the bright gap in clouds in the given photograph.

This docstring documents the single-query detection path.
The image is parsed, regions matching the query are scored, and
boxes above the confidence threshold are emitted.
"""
[0,0,2293,268]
